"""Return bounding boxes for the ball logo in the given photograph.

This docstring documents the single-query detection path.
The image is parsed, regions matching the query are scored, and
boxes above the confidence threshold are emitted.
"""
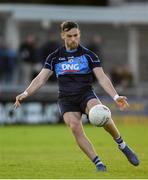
[62,64,80,71]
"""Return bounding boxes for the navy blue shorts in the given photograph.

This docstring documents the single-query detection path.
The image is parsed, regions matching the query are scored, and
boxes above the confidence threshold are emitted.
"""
[58,90,98,117]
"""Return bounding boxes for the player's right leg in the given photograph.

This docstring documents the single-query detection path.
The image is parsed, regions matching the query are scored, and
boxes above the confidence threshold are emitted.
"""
[104,120,139,166]
[86,98,139,166]
[63,112,106,171]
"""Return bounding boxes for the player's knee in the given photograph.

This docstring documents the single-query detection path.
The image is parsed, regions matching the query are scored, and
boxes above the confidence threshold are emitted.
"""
[69,121,79,131]
[69,121,82,135]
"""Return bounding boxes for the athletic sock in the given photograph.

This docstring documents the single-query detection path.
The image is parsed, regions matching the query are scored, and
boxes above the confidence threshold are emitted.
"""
[92,156,103,166]
[114,136,126,150]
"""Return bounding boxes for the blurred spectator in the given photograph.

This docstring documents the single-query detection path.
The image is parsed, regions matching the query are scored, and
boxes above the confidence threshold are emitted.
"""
[0,40,17,84]
[110,65,123,87]
[18,35,39,85]
[87,34,103,60]
[40,32,60,82]
[87,35,103,83]
[110,64,134,89]
[0,39,4,80]
[121,65,134,88]
[41,32,60,61]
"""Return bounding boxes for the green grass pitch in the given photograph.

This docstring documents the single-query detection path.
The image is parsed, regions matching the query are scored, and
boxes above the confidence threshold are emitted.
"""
[0,123,148,179]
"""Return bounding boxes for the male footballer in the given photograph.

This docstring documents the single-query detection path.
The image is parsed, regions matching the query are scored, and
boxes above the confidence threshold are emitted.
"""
[15,21,139,171]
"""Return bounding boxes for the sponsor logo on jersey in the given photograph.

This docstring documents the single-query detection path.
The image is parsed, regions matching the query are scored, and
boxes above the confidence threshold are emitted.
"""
[55,55,91,76]
[61,63,80,72]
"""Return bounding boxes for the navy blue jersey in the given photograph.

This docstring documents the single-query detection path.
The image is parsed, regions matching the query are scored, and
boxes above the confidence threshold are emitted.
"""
[44,45,101,96]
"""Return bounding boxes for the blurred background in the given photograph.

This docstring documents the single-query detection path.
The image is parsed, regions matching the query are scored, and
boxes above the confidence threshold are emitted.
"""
[0,0,148,124]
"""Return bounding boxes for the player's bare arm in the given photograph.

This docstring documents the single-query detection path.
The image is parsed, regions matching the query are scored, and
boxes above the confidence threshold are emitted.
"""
[14,68,53,108]
[93,67,129,110]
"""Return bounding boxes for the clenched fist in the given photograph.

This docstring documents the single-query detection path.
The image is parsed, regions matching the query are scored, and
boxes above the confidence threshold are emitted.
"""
[14,91,28,109]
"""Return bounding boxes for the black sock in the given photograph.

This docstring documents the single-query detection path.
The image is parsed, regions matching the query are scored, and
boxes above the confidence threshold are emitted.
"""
[114,136,126,149]
[92,156,103,166]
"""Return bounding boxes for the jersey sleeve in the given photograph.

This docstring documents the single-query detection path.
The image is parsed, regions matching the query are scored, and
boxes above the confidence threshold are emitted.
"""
[86,51,102,69]
[44,54,54,71]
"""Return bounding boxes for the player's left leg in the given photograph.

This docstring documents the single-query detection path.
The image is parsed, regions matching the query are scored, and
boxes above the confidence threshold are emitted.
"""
[86,98,139,166]
[63,112,106,171]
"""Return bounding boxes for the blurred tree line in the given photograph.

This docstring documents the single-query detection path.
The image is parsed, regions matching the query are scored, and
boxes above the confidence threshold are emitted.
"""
[0,0,108,6]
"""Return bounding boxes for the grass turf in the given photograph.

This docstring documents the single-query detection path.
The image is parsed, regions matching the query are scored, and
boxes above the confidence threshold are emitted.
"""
[0,123,148,179]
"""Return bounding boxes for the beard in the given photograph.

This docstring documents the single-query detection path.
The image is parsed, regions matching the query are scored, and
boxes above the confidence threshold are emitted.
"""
[68,41,78,50]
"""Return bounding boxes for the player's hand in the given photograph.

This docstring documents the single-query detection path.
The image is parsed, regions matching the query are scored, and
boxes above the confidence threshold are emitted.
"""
[115,96,129,111]
[14,92,28,109]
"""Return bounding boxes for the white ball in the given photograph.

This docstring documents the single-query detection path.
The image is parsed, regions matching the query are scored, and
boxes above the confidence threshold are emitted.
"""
[89,104,111,127]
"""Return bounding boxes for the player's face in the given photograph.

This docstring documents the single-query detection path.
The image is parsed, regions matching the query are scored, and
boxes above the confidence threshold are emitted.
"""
[61,28,80,50]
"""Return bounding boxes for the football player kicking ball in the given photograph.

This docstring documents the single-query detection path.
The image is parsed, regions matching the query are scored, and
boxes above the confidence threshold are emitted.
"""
[14,21,139,172]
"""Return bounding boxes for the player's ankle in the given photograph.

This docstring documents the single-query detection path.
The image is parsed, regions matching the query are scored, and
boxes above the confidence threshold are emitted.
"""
[93,156,102,166]
[114,136,126,149]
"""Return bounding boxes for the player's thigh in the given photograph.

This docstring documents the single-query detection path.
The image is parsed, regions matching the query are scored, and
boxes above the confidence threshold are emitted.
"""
[85,98,102,114]
[63,112,82,127]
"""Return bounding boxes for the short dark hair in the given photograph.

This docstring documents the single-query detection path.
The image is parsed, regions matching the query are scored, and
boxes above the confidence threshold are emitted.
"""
[61,21,79,32]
